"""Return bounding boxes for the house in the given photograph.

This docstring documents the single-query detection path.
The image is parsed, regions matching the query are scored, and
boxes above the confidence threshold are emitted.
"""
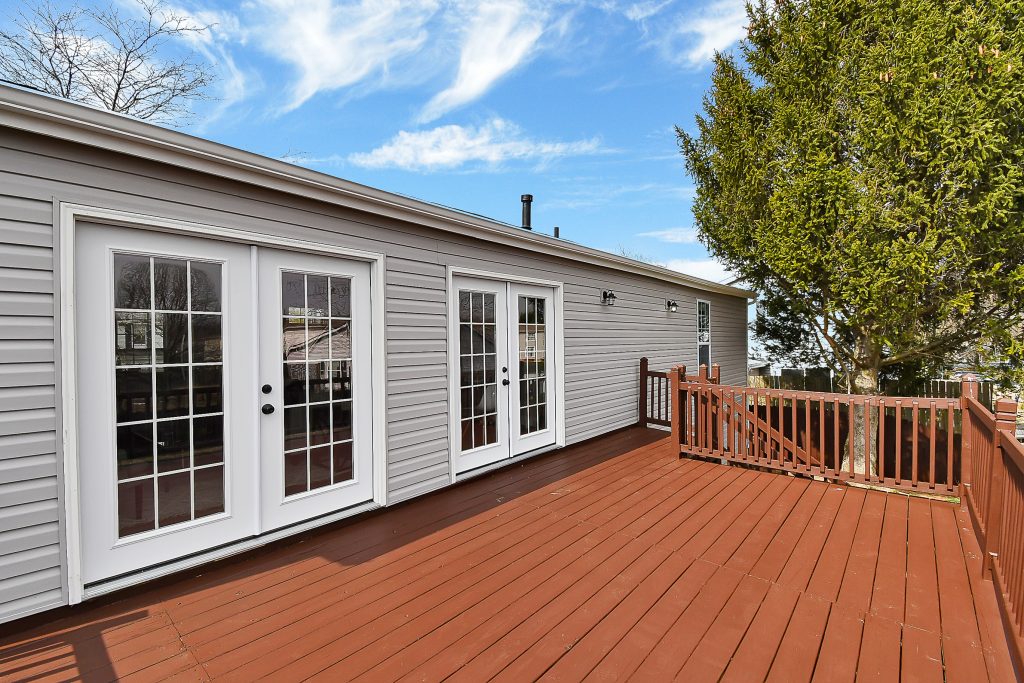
[0,84,752,624]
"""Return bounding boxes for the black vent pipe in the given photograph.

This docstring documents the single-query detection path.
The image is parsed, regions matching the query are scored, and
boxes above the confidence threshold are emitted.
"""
[521,194,533,230]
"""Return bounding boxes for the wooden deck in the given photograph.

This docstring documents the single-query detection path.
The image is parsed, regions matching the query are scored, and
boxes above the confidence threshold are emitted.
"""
[0,427,1016,681]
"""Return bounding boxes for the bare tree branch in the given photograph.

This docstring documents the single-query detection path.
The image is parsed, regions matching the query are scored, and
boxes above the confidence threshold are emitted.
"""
[0,0,214,124]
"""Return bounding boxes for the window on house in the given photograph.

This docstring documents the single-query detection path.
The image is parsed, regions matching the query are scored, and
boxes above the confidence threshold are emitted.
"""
[697,300,711,369]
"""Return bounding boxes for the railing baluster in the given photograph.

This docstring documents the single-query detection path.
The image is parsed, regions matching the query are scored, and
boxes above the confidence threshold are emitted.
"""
[878,398,886,482]
[864,397,872,481]
[829,398,836,475]
[929,401,937,490]
[818,398,825,476]
[848,401,855,479]
[946,405,954,493]
[895,401,903,486]
[912,402,920,488]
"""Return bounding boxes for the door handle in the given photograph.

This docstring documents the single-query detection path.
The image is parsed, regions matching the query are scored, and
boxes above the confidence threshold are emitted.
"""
[261,404,275,415]
[502,379,510,386]
[502,366,508,373]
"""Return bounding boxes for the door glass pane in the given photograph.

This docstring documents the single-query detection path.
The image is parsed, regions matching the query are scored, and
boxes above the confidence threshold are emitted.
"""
[155,313,189,364]
[459,290,498,452]
[280,271,355,497]
[114,312,151,365]
[112,254,226,538]
[114,254,151,309]
[153,259,188,311]
[194,466,225,517]
[518,296,548,436]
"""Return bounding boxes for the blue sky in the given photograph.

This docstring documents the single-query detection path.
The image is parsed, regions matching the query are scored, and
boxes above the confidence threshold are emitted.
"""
[80,0,751,281]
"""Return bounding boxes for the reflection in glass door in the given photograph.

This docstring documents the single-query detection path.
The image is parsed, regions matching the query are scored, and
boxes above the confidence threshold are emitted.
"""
[452,276,510,472]
[279,271,355,496]
[508,283,557,455]
[112,254,226,537]
[516,295,548,436]
[257,249,374,532]
[458,291,499,451]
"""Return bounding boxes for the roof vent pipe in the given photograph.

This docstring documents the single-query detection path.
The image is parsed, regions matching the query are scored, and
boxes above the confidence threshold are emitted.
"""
[521,194,533,230]
[553,226,560,238]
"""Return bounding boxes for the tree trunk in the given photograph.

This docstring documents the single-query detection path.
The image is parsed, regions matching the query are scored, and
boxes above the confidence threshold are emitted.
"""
[845,365,879,476]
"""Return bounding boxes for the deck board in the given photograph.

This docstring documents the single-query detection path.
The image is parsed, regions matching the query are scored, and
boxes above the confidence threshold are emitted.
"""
[0,427,1016,682]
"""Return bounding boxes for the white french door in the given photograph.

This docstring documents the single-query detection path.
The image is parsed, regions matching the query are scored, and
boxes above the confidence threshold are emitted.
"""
[76,224,258,584]
[452,277,510,471]
[75,223,376,586]
[453,276,558,474]
[257,250,373,530]
[508,282,557,455]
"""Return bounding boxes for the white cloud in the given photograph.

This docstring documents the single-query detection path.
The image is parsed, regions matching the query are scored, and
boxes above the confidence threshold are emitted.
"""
[418,1,546,123]
[638,227,700,243]
[665,0,747,66]
[246,0,440,112]
[348,117,600,171]
[664,257,735,283]
[623,0,672,22]
[546,182,692,210]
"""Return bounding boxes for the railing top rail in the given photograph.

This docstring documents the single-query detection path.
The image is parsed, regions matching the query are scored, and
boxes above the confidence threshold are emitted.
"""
[677,381,961,407]
[999,429,1024,475]
[964,393,998,428]
[645,369,670,379]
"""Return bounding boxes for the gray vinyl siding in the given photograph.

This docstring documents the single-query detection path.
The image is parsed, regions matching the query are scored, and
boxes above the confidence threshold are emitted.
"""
[0,193,65,622]
[0,127,747,623]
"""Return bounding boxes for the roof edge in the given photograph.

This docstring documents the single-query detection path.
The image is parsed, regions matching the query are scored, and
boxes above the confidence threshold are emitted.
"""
[0,84,755,299]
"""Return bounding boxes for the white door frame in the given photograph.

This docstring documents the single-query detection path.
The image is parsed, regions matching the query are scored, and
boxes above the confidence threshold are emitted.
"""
[445,266,566,483]
[58,203,387,604]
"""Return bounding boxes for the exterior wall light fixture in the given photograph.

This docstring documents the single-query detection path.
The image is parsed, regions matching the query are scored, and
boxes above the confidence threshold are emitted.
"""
[602,290,616,306]
[666,300,678,313]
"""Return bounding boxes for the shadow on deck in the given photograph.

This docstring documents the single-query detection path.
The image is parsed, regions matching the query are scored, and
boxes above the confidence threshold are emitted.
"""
[0,427,1016,681]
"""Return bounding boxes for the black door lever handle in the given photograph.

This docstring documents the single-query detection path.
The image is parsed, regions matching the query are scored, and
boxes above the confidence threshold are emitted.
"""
[502,379,510,386]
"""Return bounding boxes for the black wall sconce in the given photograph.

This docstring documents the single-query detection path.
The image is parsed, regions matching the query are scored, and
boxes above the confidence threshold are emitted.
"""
[602,290,617,306]
[666,300,678,313]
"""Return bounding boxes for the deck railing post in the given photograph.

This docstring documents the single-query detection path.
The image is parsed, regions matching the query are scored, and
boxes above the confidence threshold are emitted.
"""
[670,365,683,454]
[983,399,1017,578]
[960,375,978,497]
[711,363,721,385]
[639,357,649,428]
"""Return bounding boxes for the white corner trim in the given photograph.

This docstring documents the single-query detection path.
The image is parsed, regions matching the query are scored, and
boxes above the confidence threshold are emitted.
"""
[57,202,389,603]
[58,205,83,605]
[445,266,567,484]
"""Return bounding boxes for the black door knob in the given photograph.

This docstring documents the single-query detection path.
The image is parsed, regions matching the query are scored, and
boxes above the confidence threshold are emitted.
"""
[261,404,275,415]
[261,384,272,394]
[502,366,508,373]
[502,379,510,386]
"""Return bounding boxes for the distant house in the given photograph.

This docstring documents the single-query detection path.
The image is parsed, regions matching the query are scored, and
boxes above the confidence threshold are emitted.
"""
[0,84,752,623]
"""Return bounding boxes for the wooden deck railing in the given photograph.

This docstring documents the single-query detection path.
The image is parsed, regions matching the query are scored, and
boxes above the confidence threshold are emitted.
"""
[963,391,1024,672]
[639,358,718,428]
[666,368,963,495]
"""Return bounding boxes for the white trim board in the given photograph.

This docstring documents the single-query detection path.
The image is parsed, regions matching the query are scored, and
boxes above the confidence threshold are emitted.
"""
[445,266,567,484]
[58,202,389,603]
